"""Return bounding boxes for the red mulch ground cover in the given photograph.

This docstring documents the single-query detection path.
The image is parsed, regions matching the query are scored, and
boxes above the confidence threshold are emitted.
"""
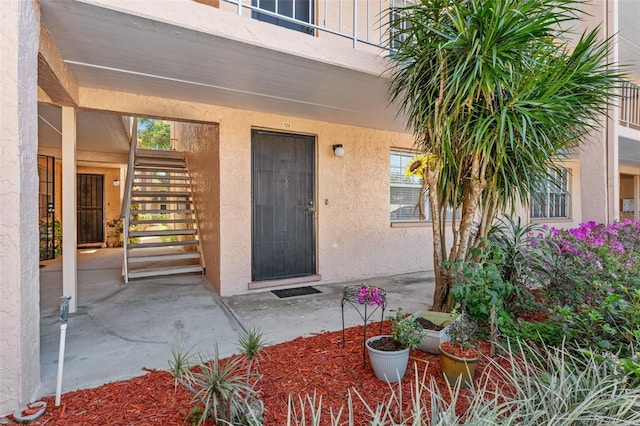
[7,323,504,425]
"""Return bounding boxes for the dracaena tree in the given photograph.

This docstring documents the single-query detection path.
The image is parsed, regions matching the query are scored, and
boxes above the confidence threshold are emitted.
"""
[387,0,621,311]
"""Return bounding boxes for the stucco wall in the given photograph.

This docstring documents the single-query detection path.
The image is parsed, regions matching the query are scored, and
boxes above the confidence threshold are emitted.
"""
[0,0,41,414]
[216,108,428,296]
[175,123,221,292]
[579,128,609,223]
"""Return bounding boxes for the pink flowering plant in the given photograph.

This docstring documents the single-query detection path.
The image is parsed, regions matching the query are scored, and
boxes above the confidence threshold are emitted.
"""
[357,283,385,307]
[522,220,640,383]
[453,217,640,385]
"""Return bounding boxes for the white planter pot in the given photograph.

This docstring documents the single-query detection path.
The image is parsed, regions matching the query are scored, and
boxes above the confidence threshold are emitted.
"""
[411,312,457,354]
[366,335,409,382]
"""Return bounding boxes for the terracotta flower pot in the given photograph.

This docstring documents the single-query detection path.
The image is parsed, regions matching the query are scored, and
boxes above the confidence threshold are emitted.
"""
[438,342,478,388]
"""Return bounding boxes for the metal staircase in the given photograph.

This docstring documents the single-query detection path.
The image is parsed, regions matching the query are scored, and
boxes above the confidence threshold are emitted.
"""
[123,149,203,281]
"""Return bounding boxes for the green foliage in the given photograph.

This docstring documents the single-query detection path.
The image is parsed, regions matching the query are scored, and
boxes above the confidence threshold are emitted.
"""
[386,0,621,311]
[487,216,548,287]
[446,312,478,349]
[527,222,640,361]
[168,332,265,425]
[449,244,515,335]
[137,118,171,150]
[500,318,565,348]
[39,219,62,260]
[167,336,196,388]
[237,327,265,363]
[390,308,425,350]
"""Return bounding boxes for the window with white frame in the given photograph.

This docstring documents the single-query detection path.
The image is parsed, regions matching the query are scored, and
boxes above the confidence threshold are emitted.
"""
[390,150,429,221]
[530,168,569,219]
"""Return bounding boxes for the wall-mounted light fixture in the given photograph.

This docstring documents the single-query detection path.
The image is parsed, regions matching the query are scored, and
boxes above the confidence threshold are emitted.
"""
[113,179,121,187]
[332,144,345,158]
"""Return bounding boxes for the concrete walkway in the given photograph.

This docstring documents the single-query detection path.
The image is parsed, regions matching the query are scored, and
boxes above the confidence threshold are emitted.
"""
[38,248,434,398]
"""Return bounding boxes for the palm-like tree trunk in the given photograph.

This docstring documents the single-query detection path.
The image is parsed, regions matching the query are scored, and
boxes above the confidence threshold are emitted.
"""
[387,0,620,312]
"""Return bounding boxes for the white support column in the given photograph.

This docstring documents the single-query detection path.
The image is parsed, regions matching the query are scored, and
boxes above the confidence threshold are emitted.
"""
[606,0,620,222]
[61,107,78,313]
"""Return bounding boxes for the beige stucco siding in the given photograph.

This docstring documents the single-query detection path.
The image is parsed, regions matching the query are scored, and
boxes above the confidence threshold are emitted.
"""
[164,104,431,296]
[175,123,222,293]
[215,108,428,295]
[0,0,40,414]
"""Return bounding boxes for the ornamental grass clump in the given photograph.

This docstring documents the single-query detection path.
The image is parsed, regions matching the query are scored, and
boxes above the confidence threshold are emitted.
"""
[168,329,265,426]
[287,340,640,425]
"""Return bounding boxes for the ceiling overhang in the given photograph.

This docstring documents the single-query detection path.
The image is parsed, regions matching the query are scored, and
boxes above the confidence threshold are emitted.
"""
[39,0,403,135]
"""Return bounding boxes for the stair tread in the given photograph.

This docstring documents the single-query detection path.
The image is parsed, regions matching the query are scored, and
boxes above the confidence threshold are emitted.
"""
[132,209,194,214]
[128,252,201,263]
[134,165,187,172]
[134,174,189,180]
[136,149,185,159]
[128,240,199,249]
[130,218,195,224]
[133,182,190,187]
[127,265,203,279]
[130,201,192,205]
[135,160,186,167]
[133,191,191,196]
[130,229,197,236]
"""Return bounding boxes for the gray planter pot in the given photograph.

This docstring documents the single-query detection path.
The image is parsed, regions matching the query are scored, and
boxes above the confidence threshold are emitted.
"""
[366,335,409,382]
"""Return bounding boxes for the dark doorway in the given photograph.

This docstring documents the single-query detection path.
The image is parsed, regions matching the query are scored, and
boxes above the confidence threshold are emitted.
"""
[252,130,316,281]
[38,155,57,260]
[252,0,314,35]
[77,174,104,244]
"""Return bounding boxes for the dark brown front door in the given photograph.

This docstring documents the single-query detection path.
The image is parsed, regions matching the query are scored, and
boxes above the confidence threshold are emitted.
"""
[77,174,104,244]
[251,130,316,281]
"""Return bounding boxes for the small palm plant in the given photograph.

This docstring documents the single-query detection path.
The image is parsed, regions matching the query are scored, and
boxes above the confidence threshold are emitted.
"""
[168,328,265,425]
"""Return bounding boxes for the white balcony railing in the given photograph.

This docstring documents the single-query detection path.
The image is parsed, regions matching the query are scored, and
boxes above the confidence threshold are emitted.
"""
[621,81,640,129]
[220,0,413,50]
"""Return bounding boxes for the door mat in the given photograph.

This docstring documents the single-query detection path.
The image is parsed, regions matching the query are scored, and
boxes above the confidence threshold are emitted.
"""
[272,286,321,299]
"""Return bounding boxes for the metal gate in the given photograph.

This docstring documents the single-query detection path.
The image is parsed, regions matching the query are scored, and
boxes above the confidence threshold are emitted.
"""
[38,155,57,260]
[77,174,104,244]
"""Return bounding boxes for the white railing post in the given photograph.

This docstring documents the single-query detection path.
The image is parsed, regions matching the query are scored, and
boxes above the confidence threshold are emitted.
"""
[621,81,640,129]
[121,117,138,283]
[353,0,358,48]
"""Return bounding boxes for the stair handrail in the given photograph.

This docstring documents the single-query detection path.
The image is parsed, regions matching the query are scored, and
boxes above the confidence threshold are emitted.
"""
[121,118,138,283]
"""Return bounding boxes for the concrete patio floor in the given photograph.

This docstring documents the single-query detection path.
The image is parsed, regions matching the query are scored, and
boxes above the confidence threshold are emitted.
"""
[38,247,435,398]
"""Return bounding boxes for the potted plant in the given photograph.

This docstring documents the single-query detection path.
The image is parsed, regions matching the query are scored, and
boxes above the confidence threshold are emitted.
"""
[366,308,424,382]
[438,311,479,388]
[409,311,458,354]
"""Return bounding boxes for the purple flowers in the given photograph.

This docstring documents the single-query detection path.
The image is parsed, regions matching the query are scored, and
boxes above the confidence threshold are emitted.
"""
[357,284,385,307]
[531,220,640,261]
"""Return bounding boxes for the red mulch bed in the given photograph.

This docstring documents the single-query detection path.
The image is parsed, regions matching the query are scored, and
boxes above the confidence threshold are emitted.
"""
[6,322,506,425]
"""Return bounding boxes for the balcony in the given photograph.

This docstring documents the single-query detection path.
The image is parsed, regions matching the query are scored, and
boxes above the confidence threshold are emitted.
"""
[621,81,640,131]
[219,0,412,52]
